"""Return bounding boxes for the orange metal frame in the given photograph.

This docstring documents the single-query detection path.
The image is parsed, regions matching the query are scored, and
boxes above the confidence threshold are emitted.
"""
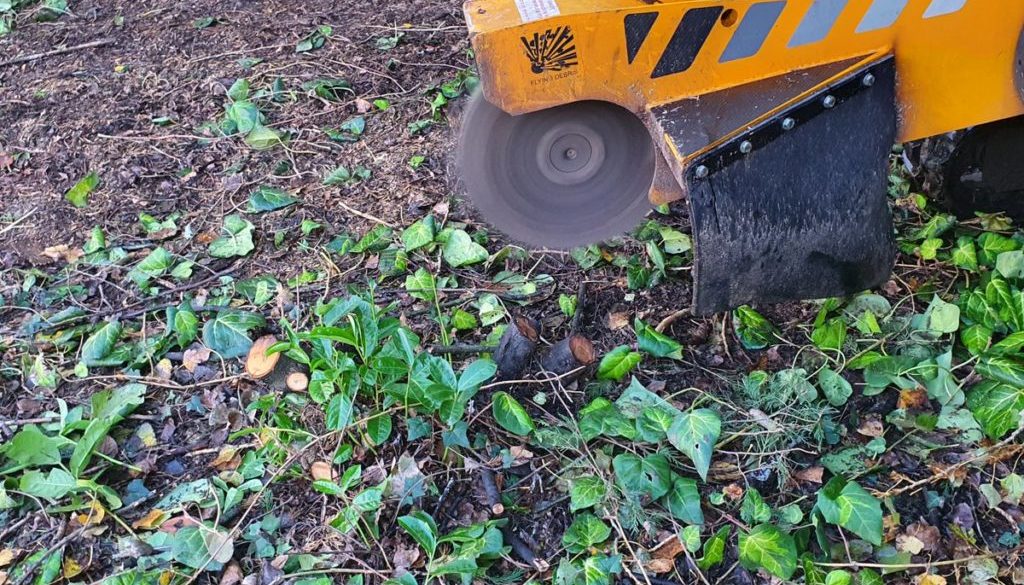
[465,0,1024,143]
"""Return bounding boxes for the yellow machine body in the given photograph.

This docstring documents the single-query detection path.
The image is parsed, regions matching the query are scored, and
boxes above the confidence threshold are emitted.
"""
[464,0,1024,144]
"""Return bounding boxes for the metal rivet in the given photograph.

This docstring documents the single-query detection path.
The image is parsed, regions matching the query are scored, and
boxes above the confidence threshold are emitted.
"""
[782,118,796,131]
[694,165,709,179]
[863,73,875,87]
[823,95,837,108]
[739,140,753,154]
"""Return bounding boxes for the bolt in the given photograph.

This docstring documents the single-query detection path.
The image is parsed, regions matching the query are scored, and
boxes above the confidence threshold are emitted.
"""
[694,165,709,179]
[565,148,578,160]
[739,140,753,154]
[782,117,796,131]
[823,95,837,109]
[863,73,876,87]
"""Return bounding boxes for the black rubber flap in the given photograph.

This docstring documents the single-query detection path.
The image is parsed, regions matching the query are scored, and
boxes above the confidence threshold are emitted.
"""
[687,58,897,314]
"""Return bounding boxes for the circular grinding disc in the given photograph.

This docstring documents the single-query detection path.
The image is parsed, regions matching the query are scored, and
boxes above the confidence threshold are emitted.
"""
[457,94,656,249]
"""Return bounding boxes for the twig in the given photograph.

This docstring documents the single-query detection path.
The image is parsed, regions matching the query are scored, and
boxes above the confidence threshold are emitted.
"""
[655,308,690,334]
[501,526,549,572]
[479,467,503,515]
[12,525,82,585]
[0,207,36,236]
[336,200,396,228]
[479,366,585,391]
[570,281,586,333]
[431,344,496,355]
[0,39,114,68]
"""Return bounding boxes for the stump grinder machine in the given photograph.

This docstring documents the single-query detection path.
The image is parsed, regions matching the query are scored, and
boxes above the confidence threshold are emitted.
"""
[456,0,1024,313]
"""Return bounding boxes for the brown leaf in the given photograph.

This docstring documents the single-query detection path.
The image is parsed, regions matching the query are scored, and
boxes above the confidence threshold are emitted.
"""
[392,545,421,572]
[0,550,17,568]
[905,521,942,552]
[857,418,885,438]
[722,483,744,501]
[0,571,7,585]
[183,347,212,373]
[75,500,106,527]
[707,461,743,482]
[354,98,373,113]
[795,466,824,484]
[210,446,241,471]
[898,388,930,410]
[154,358,173,380]
[606,311,630,330]
[310,461,335,482]
[916,575,947,585]
[133,509,168,530]
[159,516,198,534]
[647,534,685,574]
[41,245,84,264]
[62,557,83,579]
[896,534,924,555]
[220,562,243,585]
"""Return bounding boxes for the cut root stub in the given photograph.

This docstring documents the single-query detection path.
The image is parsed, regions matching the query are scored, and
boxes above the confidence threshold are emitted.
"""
[245,335,280,379]
[286,371,309,392]
[494,316,541,381]
[540,335,596,382]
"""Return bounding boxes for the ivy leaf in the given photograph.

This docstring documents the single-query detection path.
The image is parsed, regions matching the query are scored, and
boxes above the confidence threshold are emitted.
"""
[663,476,703,525]
[351,224,393,254]
[81,320,122,366]
[202,311,266,358]
[405,267,436,301]
[596,345,642,382]
[637,407,676,442]
[698,526,730,571]
[738,524,798,580]
[812,318,847,351]
[401,216,436,252]
[741,489,772,524]
[967,380,1024,440]
[209,214,255,258]
[562,513,611,554]
[244,125,283,150]
[927,295,961,334]
[816,476,883,546]
[172,306,200,348]
[398,511,438,557]
[818,368,853,407]
[442,229,488,267]
[128,247,174,287]
[733,306,777,350]
[569,476,606,512]
[612,453,671,499]
[635,319,683,360]
[66,172,100,207]
[960,324,993,356]
[951,236,979,271]
[492,392,535,436]
[667,408,721,481]
[247,186,298,212]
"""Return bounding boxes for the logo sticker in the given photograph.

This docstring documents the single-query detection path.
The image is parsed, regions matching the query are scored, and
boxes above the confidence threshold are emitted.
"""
[521,26,578,74]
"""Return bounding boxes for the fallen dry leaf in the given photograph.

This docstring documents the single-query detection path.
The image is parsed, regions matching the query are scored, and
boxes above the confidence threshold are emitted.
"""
[220,562,243,585]
[355,98,373,113]
[898,388,930,410]
[607,311,630,330]
[0,570,8,585]
[133,509,168,531]
[159,515,199,534]
[647,534,685,574]
[392,545,421,572]
[310,461,335,482]
[795,466,824,484]
[75,500,105,527]
[896,534,924,555]
[154,358,173,380]
[916,575,947,585]
[62,557,83,579]
[41,245,84,264]
[708,461,743,482]
[857,418,885,438]
[906,521,942,552]
[723,483,744,501]
[0,550,16,568]
[183,347,212,372]
[210,446,241,471]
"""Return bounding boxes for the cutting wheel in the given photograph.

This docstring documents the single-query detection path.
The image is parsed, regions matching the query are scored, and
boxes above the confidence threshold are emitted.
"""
[458,94,656,248]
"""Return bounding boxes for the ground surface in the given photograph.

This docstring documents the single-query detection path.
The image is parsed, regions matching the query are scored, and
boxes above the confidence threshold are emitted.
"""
[1,2,1024,585]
